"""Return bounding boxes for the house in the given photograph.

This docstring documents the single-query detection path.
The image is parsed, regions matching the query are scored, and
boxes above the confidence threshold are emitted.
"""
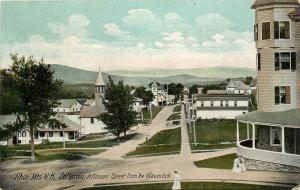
[150,82,168,106]
[226,80,252,95]
[52,99,83,113]
[35,114,84,143]
[149,82,177,106]
[236,0,300,173]
[0,115,20,145]
[132,97,146,112]
[193,94,249,119]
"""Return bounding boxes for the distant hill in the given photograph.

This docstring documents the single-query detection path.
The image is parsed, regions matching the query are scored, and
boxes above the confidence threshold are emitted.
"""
[50,64,256,87]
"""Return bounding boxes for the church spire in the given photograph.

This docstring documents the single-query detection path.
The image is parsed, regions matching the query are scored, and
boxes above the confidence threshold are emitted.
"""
[95,67,105,86]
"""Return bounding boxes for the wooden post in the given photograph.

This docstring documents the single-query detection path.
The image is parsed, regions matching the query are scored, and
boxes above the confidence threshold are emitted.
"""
[236,121,240,145]
[281,126,285,153]
[252,123,255,149]
[247,123,250,140]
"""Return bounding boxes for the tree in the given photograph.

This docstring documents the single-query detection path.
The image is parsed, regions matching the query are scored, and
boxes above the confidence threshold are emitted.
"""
[0,69,24,114]
[99,77,137,139]
[9,54,62,161]
[142,90,154,106]
[134,86,146,99]
[242,76,254,85]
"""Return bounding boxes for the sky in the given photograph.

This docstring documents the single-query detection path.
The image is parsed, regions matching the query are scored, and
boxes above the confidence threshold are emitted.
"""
[0,0,256,71]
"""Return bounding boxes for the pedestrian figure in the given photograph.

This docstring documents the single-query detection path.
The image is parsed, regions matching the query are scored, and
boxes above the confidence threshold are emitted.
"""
[239,157,247,172]
[232,157,241,173]
[172,171,181,190]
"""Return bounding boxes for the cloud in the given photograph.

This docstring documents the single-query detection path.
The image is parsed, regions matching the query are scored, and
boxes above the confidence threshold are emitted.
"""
[195,13,234,32]
[48,14,90,42]
[1,11,256,71]
[103,23,129,38]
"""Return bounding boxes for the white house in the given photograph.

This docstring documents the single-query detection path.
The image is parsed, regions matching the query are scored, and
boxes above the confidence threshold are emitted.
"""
[0,115,20,145]
[36,114,83,143]
[52,99,83,113]
[193,94,249,119]
[132,97,146,112]
[149,82,176,106]
[226,80,252,95]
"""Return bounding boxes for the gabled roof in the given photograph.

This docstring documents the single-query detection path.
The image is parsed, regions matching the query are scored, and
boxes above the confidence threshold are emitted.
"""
[84,99,95,106]
[95,68,105,86]
[237,109,300,127]
[76,98,87,105]
[151,82,159,87]
[80,105,105,118]
[57,99,78,108]
[38,114,84,132]
[251,0,299,9]
[227,80,251,90]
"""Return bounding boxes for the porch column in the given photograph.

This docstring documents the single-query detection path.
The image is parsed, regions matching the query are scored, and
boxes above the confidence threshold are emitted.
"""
[252,123,256,149]
[247,123,250,140]
[281,127,285,153]
[236,121,240,145]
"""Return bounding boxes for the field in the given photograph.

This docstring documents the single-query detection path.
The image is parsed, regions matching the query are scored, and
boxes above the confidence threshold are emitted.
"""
[188,119,248,151]
[194,154,236,170]
[127,127,181,157]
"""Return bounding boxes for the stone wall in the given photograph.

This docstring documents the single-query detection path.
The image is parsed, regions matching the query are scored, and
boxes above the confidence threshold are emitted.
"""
[244,157,300,173]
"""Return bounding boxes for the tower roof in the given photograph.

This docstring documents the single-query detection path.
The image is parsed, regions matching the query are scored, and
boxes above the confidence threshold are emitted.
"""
[95,68,105,86]
[251,0,299,9]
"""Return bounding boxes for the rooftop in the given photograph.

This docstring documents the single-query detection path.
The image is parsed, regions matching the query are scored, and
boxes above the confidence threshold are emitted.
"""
[251,0,299,9]
[237,109,300,127]
[227,80,251,90]
[57,99,78,108]
[80,105,105,118]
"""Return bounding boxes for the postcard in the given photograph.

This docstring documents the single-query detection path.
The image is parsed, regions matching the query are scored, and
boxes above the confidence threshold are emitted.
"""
[0,0,300,190]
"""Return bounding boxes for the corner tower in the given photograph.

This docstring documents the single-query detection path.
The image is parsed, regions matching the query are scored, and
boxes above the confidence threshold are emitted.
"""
[95,68,105,107]
[252,0,300,112]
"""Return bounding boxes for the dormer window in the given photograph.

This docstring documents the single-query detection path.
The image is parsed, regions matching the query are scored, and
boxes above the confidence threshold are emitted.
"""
[274,21,290,39]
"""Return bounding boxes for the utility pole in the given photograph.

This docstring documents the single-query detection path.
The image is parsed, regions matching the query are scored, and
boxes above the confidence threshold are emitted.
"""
[150,105,153,120]
[193,114,197,146]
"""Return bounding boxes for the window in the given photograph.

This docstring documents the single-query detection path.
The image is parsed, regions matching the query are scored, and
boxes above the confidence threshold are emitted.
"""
[262,22,270,40]
[91,117,94,124]
[225,101,229,107]
[275,86,291,104]
[22,132,26,137]
[257,53,261,71]
[254,24,258,41]
[49,131,53,137]
[275,52,296,71]
[60,132,64,137]
[270,127,281,146]
[274,21,290,39]
[210,101,214,107]
[234,101,237,107]
[40,132,45,137]
[201,101,204,107]
[18,132,21,137]
[220,101,224,107]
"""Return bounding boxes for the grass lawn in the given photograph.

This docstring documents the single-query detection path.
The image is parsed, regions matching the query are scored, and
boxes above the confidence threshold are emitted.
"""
[188,119,247,151]
[82,182,289,190]
[0,133,136,160]
[78,132,108,141]
[36,149,104,163]
[173,104,181,112]
[167,113,181,121]
[194,153,236,170]
[126,128,181,157]
[142,106,163,121]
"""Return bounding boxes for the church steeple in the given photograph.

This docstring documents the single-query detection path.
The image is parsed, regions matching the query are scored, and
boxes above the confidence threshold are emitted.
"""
[95,67,105,107]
